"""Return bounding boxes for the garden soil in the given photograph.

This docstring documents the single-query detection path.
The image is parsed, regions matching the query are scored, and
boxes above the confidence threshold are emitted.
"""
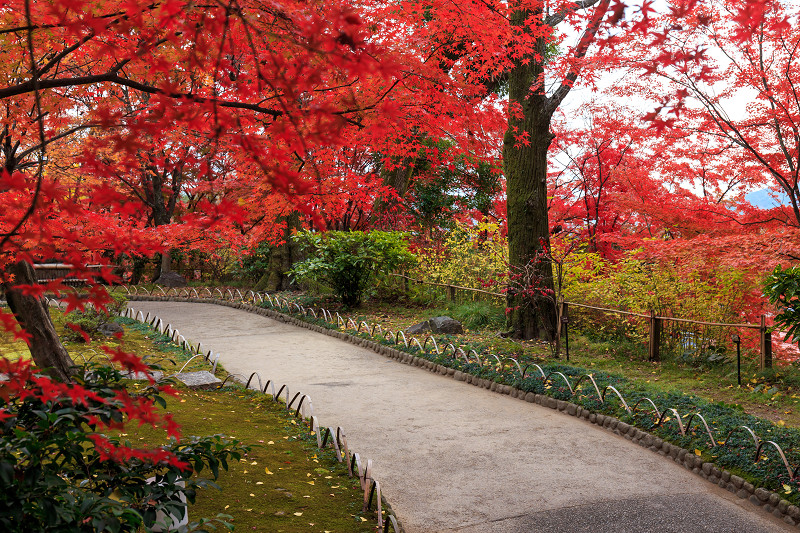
[130,301,794,533]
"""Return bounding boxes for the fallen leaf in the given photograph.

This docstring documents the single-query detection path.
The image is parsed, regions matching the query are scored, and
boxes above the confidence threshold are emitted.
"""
[294,512,303,516]
[265,467,273,475]
[695,449,702,456]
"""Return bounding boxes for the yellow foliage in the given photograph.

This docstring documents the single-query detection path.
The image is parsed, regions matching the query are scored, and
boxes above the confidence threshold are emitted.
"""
[414,220,507,290]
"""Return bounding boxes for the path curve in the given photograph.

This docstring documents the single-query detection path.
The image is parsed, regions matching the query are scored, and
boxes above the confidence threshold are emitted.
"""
[131,301,793,533]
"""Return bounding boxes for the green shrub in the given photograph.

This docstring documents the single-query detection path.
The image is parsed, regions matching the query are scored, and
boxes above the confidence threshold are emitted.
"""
[62,292,128,343]
[765,265,800,345]
[290,230,416,307]
[0,363,247,532]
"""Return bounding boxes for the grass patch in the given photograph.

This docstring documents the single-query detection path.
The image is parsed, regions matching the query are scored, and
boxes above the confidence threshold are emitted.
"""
[122,387,377,533]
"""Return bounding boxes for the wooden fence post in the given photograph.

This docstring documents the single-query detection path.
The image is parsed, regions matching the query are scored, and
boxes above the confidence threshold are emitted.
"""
[447,284,455,302]
[649,310,661,362]
[760,315,772,369]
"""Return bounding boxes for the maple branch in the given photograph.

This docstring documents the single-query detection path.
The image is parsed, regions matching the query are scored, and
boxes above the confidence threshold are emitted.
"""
[0,3,161,36]
[547,0,611,114]
[0,0,46,250]
[545,0,602,27]
[37,31,97,79]
[0,74,284,117]
[16,124,94,162]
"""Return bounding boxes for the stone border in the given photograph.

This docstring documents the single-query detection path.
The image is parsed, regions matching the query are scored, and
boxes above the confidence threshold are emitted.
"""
[129,294,800,529]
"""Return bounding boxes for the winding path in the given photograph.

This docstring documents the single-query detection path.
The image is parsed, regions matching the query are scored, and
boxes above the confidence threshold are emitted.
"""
[130,301,793,533]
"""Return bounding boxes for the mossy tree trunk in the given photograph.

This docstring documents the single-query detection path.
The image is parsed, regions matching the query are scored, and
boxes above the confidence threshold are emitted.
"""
[2,261,75,381]
[259,212,302,291]
[503,9,557,340]
[502,1,610,340]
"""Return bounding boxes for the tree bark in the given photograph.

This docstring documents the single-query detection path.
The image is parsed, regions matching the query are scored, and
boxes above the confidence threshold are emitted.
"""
[503,9,557,340]
[265,212,302,291]
[2,261,75,381]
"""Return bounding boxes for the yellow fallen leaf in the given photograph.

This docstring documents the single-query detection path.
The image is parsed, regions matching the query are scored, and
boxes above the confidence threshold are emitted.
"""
[777,420,786,427]
[307,481,315,485]
[294,512,303,516]
[695,449,702,456]
[250,461,258,465]
[360,517,367,522]
[256,482,264,485]
[265,467,273,475]
[268,441,274,445]
[784,484,792,494]
[250,493,255,497]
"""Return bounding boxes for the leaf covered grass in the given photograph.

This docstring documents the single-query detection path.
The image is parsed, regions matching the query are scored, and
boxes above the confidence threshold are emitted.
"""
[122,387,378,533]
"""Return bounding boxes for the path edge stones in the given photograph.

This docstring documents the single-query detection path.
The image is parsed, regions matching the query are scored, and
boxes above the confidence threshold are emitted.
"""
[128,295,800,530]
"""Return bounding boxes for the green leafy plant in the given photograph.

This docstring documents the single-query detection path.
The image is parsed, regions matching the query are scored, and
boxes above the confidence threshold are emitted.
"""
[765,265,800,345]
[0,362,248,532]
[62,292,129,343]
[290,230,416,307]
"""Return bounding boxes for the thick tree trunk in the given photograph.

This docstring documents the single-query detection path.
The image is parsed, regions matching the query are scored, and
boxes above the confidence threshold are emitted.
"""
[503,17,557,340]
[2,261,75,381]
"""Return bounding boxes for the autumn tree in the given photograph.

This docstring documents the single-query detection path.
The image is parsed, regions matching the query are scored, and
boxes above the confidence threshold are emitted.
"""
[630,0,800,229]
[0,0,408,377]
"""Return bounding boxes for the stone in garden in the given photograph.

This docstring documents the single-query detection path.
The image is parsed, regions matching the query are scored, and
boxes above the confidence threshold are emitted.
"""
[405,320,432,335]
[428,316,463,334]
[176,371,221,389]
[123,370,164,381]
[155,271,187,287]
[405,316,464,335]
[98,321,124,336]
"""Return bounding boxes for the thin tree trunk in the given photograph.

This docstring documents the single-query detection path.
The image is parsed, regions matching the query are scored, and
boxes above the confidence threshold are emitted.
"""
[266,212,302,291]
[2,261,75,381]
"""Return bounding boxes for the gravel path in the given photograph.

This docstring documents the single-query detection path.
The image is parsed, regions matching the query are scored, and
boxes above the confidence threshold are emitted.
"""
[130,301,794,533]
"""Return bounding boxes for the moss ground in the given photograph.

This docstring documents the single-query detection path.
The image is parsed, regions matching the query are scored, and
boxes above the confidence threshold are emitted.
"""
[123,388,377,533]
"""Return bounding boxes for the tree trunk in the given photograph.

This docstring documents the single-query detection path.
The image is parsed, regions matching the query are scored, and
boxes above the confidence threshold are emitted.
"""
[503,14,557,340]
[130,255,147,285]
[265,212,302,291]
[2,261,75,381]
